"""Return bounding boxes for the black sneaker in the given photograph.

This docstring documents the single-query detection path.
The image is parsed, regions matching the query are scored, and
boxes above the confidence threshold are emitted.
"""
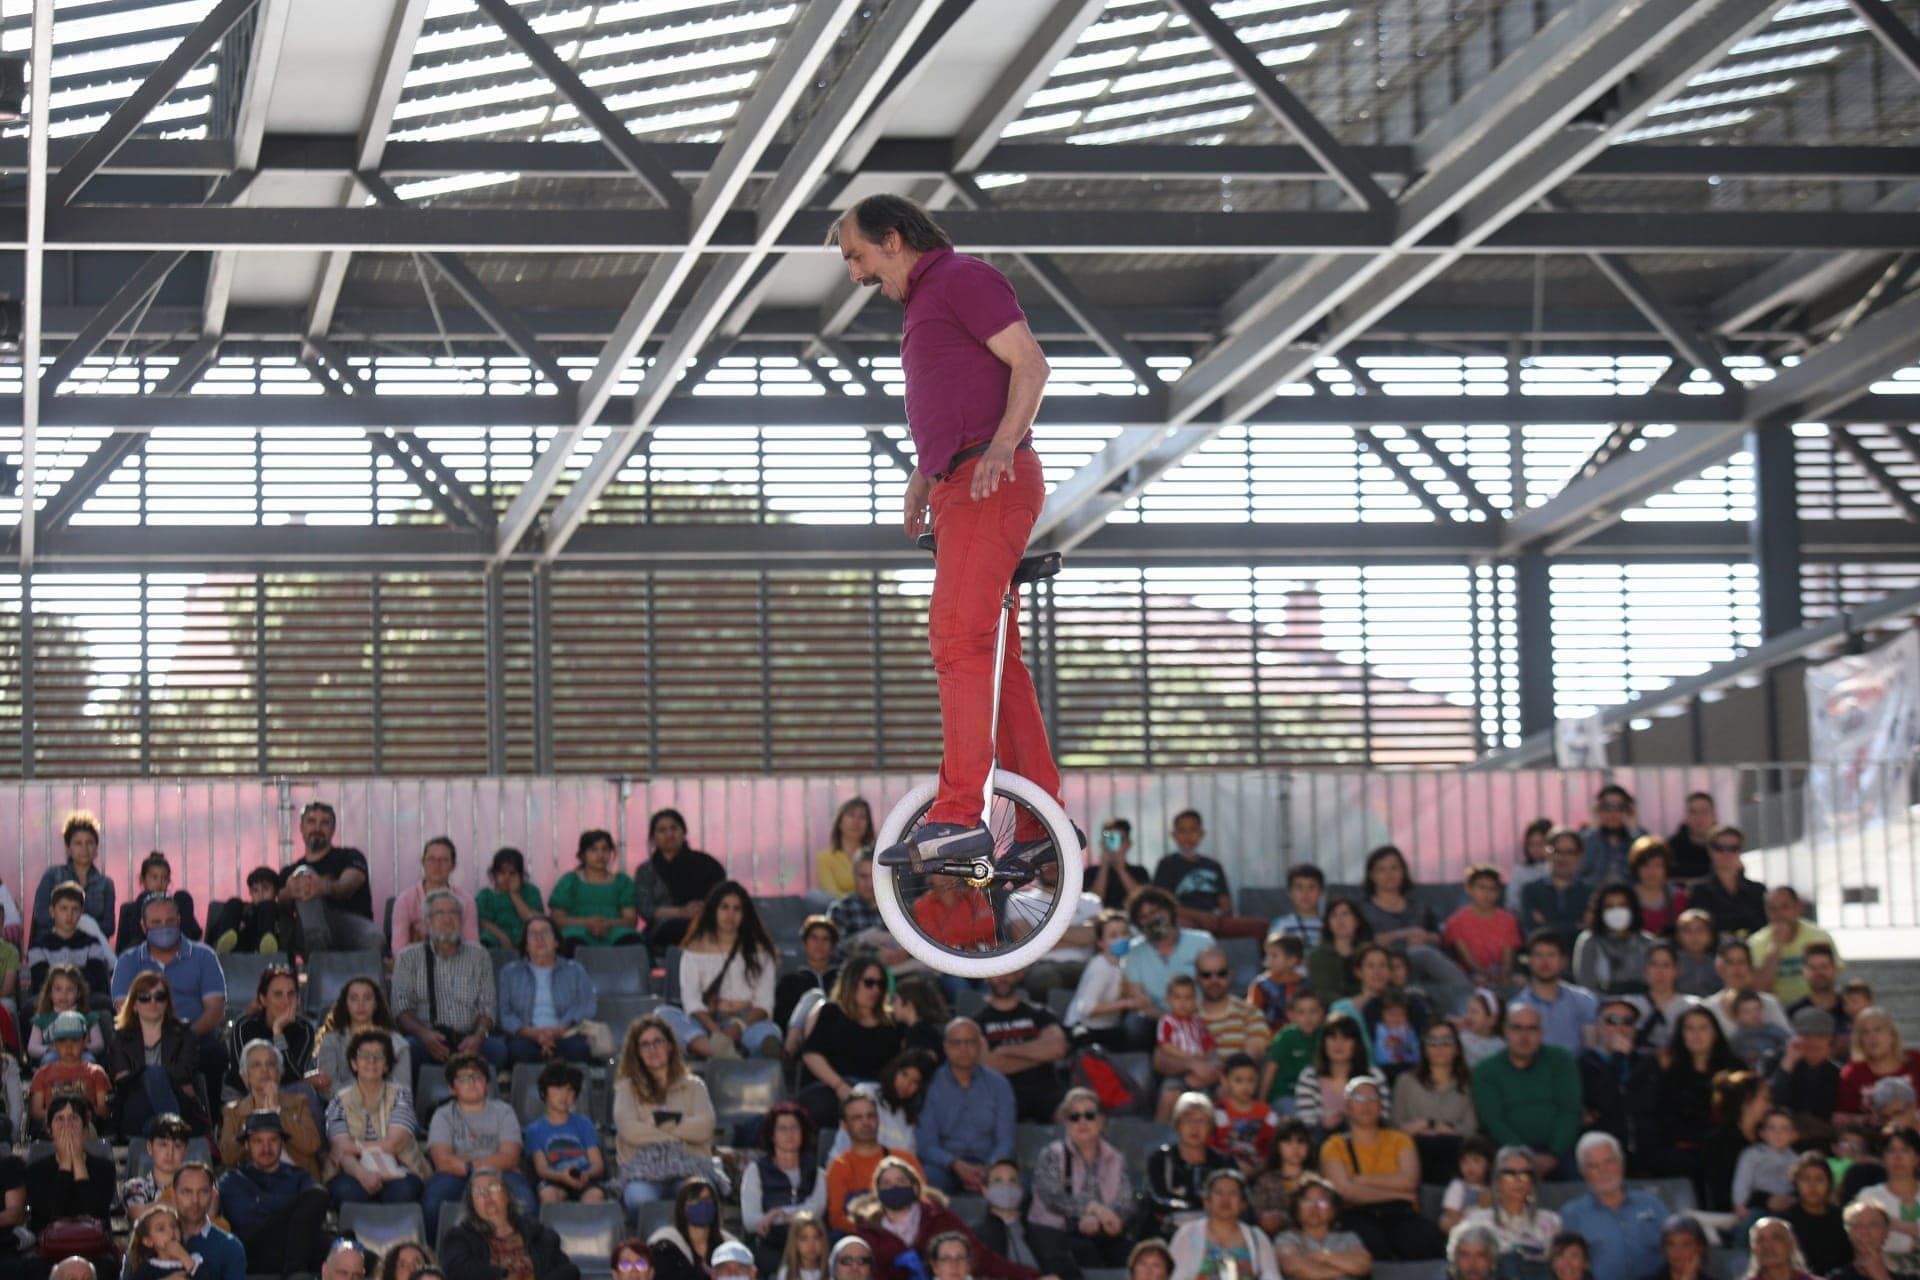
[876,821,995,873]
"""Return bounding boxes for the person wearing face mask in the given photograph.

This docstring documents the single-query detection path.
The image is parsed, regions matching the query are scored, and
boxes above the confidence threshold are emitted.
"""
[849,1157,1046,1280]
[1122,890,1216,1011]
[973,1161,1042,1275]
[1088,821,1150,912]
[1571,884,1657,996]
[111,894,230,1120]
[649,1180,743,1280]
[1064,911,1154,1052]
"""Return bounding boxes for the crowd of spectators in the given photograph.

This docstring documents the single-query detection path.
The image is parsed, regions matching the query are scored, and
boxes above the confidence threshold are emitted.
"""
[0,787,1904,1280]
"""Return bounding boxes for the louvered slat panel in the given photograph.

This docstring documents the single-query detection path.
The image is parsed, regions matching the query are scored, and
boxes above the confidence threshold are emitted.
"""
[377,577,489,774]
[263,578,376,775]
[550,571,652,774]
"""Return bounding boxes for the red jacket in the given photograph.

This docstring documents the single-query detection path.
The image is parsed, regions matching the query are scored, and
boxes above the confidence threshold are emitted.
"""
[852,1199,1040,1280]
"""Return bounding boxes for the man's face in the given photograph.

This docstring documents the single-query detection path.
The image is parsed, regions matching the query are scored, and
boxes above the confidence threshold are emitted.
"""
[1195,951,1232,1001]
[301,808,335,852]
[715,1265,755,1280]
[422,842,454,884]
[1468,876,1501,908]
[1711,831,1744,874]
[454,1068,489,1107]
[1133,902,1170,936]
[1686,796,1716,829]
[844,1100,879,1144]
[855,859,876,904]
[1171,815,1203,853]
[1804,952,1838,994]
[1549,837,1583,877]
[51,896,80,931]
[1102,825,1131,858]
[1851,1207,1891,1254]
[1593,792,1630,827]
[1581,1142,1625,1197]
[946,1024,983,1070]
[247,1130,283,1171]
[1296,1189,1335,1231]
[428,899,463,946]
[1598,1003,1638,1051]
[1529,943,1563,983]
[987,973,1022,1002]
[144,900,181,941]
[1751,1223,1793,1270]
[173,1169,213,1229]
[1506,1009,1544,1060]
[1798,1032,1834,1064]
[1766,889,1800,928]
[1346,1087,1382,1126]
[1288,876,1320,916]
[322,1246,369,1280]
[1719,949,1755,989]
[836,220,911,302]
[803,926,835,967]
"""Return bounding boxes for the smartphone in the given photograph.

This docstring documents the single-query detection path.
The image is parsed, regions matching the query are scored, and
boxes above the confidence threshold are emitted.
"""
[653,1109,683,1124]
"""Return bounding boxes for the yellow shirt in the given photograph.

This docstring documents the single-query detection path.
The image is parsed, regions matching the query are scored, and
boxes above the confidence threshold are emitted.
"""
[816,847,856,897]
[1748,921,1837,1004]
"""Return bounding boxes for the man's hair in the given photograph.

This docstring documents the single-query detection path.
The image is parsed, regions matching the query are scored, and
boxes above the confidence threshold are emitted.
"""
[1128,886,1177,923]
[1286,863,1325,889]
[175,1160,216,1189]
[246,865,280,889]
[1266,932,1304,960]
[1103,818,1132,838]
[827,194,952,252]
[423,888,461,918]
[1732,989,1762,1009]
[1803,942,1837,963]
[1710,823,1746,845]
[300,801,336,823]
[50,881,85,908]
[1526,929,1567,956]
[1718,939,1754,964]
[1286,985,1322,1008]
[1173,808,1203,826]
[1165,974,1197,997]
[1686,790,1715,806]
[62,810,100,846]
[539,1060,584,1099]
[1575,1130,1623,1166]
[443,1052,490,1086]
[1222,1052,1258,1075]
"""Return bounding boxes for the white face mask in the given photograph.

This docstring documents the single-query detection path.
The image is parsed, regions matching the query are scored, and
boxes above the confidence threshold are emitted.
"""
[1602,906,1633,932]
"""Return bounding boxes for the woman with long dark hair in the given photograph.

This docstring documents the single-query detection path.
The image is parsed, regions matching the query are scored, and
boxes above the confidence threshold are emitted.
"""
[1291,1014,1375,1133]
[1305,899,1371,1004]
[1572,882,1657,995]
[1357,845,1472,1014]
[741,1102,826,1266]
[311,975,410,1100]
[797,956,903,1128]
[549,828,645,952]
[818,799,875,898]
[673,880,781,1059]
[1645,1006,1741,1192]
[1703,1071,1773,1215]
[649,1179,743,1280]
[890,976,951,1060]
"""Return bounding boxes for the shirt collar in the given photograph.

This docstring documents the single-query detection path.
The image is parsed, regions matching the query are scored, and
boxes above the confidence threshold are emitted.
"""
[905,245,953,296]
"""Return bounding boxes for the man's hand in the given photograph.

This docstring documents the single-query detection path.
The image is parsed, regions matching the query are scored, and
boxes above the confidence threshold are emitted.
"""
[420,1029,451,1061]
[903,471,932,540]
[459,1030,486,1057]
[970,440,1018,501]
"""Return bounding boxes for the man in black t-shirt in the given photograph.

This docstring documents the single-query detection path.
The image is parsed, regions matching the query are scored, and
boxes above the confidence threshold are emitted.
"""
[634,809,727,960]
[1152,809,1268,939]
[976,969,1068,1122]
[1088,818,1152,911]
[277,801,385,953]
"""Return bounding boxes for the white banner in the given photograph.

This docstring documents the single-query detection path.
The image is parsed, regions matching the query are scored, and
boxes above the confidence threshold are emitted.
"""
[1806,629,1920,834]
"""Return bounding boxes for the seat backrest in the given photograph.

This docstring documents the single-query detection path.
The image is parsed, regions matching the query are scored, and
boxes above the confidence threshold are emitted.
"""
[304,949,382,1014]
[632,1198,678,1238]
[1630,1176,1696,1214]
[1219,936,1262,985]
[1045,986,1075,1018]
[1014,1122,1052,1171]
[221,952,281,1005]
[659,947,682,1005]
[125,1135,212,1178]
[946,1193,986,1226]
[1369,1263,1445,1280]
[702,1057,786,1114]
[341,1202,426,1254]
[1104,1117,1172,1172]
[1412,883,1468,921]
[577,946,651,996]
[541,1201,622,1275]
[755,895,815,941]
[1236,887,1290,921]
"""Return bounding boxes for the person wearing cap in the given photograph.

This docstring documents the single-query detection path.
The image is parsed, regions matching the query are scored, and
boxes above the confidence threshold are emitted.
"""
[28,1009,111,1135]
[1316,1075,1445,1261]
[712,1240,759,1280]
[1576,996,1657,1155]
[1767,1005,1843,1144]
[828,1235,876,1280]
[440,1165,583,1280]
[216,1109,330,1279]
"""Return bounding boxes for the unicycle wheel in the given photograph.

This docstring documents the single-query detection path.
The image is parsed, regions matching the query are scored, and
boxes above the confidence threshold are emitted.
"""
[872,773,1083,979]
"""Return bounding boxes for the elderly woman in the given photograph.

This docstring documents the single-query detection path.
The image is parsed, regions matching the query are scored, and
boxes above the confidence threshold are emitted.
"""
[498,915,596,1064]
[1743,1217,1818,1280]
[1168,1169,1279,1280]
[1445,1223,1499,1280]
[1316,1075,1444,1262]
[218,1037,324,1178]
[325,1028,428,1207]
[1832,1200,1897,1280]
[440,1166,583,1280]
[848,1156,1041,1280]
[1643,1216,1716,1280]
[1462,1145,1561,1270]
[1274,1175,1371,1279]
[1028,1086,1133,1274]
[1144,1091,1233,1235]
[224,965,317,1097]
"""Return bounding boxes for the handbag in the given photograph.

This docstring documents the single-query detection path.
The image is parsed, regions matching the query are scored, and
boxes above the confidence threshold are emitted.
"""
[618,1141,730,1196]
[37,1216,113,1262]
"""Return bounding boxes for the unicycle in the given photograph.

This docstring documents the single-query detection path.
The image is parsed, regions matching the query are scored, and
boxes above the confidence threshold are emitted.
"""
[872,532,1084,979]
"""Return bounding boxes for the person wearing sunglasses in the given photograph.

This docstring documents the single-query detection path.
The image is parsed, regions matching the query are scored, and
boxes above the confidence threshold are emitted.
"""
[1459,1145,1561,1268]
[1392,1020,1478,1183]
[105,972,212,1137]
[1687,825,1768,939]
[828,1235,876,1280]
[1575,996,1656,1157]
[1576,784,1645,886]
[1025,1087,1133,1274]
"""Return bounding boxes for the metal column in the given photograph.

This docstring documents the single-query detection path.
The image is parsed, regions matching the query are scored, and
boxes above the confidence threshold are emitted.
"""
[1749,427,1804,638]
[1514,549,1557,739]
[530,564,554,774]
[483,566,508,775]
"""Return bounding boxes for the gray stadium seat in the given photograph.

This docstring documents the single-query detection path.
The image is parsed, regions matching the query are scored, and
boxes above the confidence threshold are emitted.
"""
[597,993,665,1041]
[578,945,652,997]
[1082,1270,1126,1280]
[1370,1263,1445,1280]
[659,948,683,1005]
[415,1069,455,1118]
[952,985,986,1017]
[125,1135,213,1177]
[1106,1051,1156,1116]
[511,1060,607,1124]
[304,949,382,1015]
[1220,936,1261,987]
[1237,887,1290,921]
[1046,986,1075,1018]
[817,1128,840,1168]
[632,1198,678,1238]
[1418,1183,1446,1220]
[1711,1249,1749,1277]
[946,1193,986,1225]
[221,952,283,1007]
[542,1201,624,1277]
[1105,1117,1172,1173]
[1014,1122,1053,1171]
[1413,883,1468,920]
[756,895,816,942]
[1326,883,1364,904]
[340,1202,426,1255]
[701,1057,786,1144]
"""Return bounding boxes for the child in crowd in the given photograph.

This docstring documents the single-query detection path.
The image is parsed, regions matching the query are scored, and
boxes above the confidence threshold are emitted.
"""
[213,866,298,955]
[1250,1118,1315,1238]
[30,1010,111,1136]
[525,1060,607,1204]
[1440,1134,1497,1233]
[28,964,104,1063]
[1154,975,1217,1121]
[476,846,544,952]
[1673,910,1722,997]
[1249,932,1306,1029]
[1455,989,1504,1066]
[1732,1108,1800,1225]
[1731,990,1791,1068]
[1442,865,1523,991]
[1261,987,1322,1110]
[1842,978,1876,1025]
[1065,910,1152,1052]
[123,1203,194,1280]
[1210,1052,1278,1174]
[1270,865,1326,946]
[1371,991,1421,1075]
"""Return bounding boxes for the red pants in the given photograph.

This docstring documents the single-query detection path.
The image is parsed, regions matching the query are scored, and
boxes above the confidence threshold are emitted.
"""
[926,449,1063,834]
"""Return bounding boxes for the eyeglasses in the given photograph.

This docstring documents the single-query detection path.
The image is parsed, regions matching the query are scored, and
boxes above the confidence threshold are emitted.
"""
[1424,1036,1456,1047]
[1601,1015,1636,1027]
[616,1263,653,1274]
[935,1256,970,1265]
[637,1037,670,1050]
[1196,969,1229,979]
[1065,1110,1099,1123]
[135,992,168,1005]
[859,978,883,990]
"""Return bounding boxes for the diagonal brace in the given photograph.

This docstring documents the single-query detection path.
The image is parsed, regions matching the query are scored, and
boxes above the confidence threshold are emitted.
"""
[39,431,143,532]
[43,252,188,395]
[1354,428,1453,521]
[1830,426,1920,523]
[1847,0,1920,83]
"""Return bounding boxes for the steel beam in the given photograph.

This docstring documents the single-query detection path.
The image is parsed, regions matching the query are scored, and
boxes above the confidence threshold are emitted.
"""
[202,0,294,338]
[34,431,142,534]
[470,0,688,216]
[1831,426,1920,522]
[1749,424,1803,639]
[952,0,1107,172]
[43,252,190,396]
[1576,225,1730,380]
[1355,429,1454,521]
[19,0,54,570]
[154,335,223,396]
[1709,182,1920,335]
[1848,0,1920,82]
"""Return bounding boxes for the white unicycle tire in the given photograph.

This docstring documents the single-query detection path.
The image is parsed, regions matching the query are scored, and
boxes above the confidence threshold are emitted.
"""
[872,773,1083,979]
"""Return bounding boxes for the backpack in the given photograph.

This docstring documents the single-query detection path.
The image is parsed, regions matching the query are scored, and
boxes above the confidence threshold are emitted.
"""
[1072,1045,1145,1113]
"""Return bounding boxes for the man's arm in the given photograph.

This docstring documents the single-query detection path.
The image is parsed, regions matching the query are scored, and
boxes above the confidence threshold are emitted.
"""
[192,992,226,1039]
[983,1025,1069,1074]
[972,322,1049,501]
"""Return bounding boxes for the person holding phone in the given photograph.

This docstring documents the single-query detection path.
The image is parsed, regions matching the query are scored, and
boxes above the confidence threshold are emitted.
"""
[1088,820,1151,912]
[614,1014,720,1213]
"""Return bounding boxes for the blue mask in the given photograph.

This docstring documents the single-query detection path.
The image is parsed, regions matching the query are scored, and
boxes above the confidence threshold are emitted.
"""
[1106,939,1130,959]
[686,1200,718,1227]
[146,925,182,950]
[878,1185,918,1211]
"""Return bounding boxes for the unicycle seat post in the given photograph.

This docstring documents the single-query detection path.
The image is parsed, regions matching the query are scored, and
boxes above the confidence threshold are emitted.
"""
[983,585,1014,816]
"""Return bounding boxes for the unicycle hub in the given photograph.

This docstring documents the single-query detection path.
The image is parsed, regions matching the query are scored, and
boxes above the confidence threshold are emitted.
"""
[964,859,995,888]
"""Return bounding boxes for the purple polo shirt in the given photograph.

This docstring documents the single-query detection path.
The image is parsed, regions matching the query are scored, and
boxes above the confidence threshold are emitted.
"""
[899,246,1027,478]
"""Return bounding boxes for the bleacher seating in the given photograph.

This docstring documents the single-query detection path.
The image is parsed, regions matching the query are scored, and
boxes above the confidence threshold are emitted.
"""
[597,993,664,1040]
[221,951,281,1007]
[304,949,381,1016]
[658,947,683,1006]
[1236,887,1290,921]
[510,1061,608,1125]
[340,1202,426,1254]
[1045,986,1074,1019]
[946,1192,986,1225]
[1370,1263,1445,1280]
[1220,935,1261,987]
[542,1200,624,1277]
[578,945,651,997]
[700,1057,785,1146]
[632,1198,678,1238]
[1014,1122,1052,1172]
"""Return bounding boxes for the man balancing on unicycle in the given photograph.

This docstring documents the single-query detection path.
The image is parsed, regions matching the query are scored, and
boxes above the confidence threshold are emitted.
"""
[828,193,1079,887]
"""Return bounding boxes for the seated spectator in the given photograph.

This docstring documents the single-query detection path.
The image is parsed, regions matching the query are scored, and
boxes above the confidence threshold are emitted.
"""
[1559,1132,1667,1278]
[1768,1006,1841,1143]
[1027,1087,1132,1274]
[1272,1174,1370,1279]
[919,1018,1016,1193]
[475,846,543,953]
[391,890,507,1078]
[124,1200,197,1280]
[1643,1006,1741,1189]
[1517,828,1592,944]
[1458,989,1505,1066]
[1673,909,1722,996]
[31,811,115,941]
[29,1011,111,1136]
[1211,1053,1278,1173]
[1572,883,1657,995]
[977,969,1069,1121]
[321,1240,371,1280]
[1152,810,1267,939]
[776,916,841,1055]
[1854,1127,1920,1271]
[389,837,478,956]
[111,892,230,1107]
[635,808,727,958]
[1124,889,1217,1009]
[324,1028,427,1208]
[1689,827,1767,939]
[1261,987,1322,1108]
[1578,996,1656,1155]
[311,976,411,1103]
[613,1014,719,1212]
[1167,1169,1279,1280]
[1248,932,1307,1030]
[1469,1002,1579,1179]
[277,800,385,954]
[105,973,211,1137]
[1733,1108,1800,1227]
[1270,864,1327,948]
[1707,941,1793,1040]
[742,1102,825,1259]
[1635,943,1701,1053]
[1836,1007,1920,1125]
[1088,819,1151,912]
[1703,1070,1771,1215]
[209,865,297,956]
[778,1212,829,1280]
[26,1094,118,1280]
[217,1111,331,1280]
[671,881,782,1059]
[1445,1222,1499,1280]
[1292,1013,1374,1133]
[526,1059,606,1205]
[1358,845,1470,1015]
[1745,1216,1819,1280]
[27,882,113,1002]
[829,1053,932,1159]
[1669,791,1718,882]
[422,1051,532,1235]
[1461,1144,1560,1267]
[1443,865,1523,993]
[973,1161,1041,1275]
[826,1237,877,1280]
[848,1157,1039,1280]
[797,956,905,1128]
[1644,1215,1713,1280]
[1144,1091,1234,1236]
[828,855,914,972]
[1065,910,1152,1052]
[1250,1119,1316,1237]
[818,798,874,899]
[439,1166,584,1280]
[1784,943,1849,1054]
[116,853,202,953]
[1315,1077,1443,1261]
[1155,975,1220,1120]
[1513,932,1597,1055]
[1731,991,1793,1068]
[1195,947,1270,1059]
[1578,784,1644,885]
[223,964,317,1097]
[1438,1134,1495,1233]
[121,1112,201,1220]
[499,914,595,1064]
[549,828,645,952]
[826,1089,923,1235]
[648,1181,741,1280]
[1393,1019,1478,1179]
[891,975,951,1060]
[1330,946,1432,1067]
[174,1160,245,1280]
[1546,1233,1594,1280]
[218,1039,324,1180]
[1781,1152,1848,1275]
[1832,1200,1896,1280]
[1628,837,1689,937]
